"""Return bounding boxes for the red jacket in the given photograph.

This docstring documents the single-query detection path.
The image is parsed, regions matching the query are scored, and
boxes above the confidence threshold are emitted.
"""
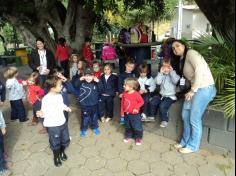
[55,45,70,61]
[121,91,144,116]
[27,84,44,105]
[83,45,94,62]
[93,71,103,80]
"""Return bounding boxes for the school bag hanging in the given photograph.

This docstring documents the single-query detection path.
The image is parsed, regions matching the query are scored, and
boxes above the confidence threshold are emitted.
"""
[101,43,117,60]
[130,26,141,44]
[118,28,130,44]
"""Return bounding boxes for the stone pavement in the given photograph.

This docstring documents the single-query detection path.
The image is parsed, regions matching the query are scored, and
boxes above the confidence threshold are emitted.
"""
[0,65,235,176]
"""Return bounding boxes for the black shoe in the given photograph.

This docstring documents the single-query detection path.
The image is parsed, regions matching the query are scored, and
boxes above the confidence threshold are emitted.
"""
[53,149,62,167]
[20,118,29,122]
[60,146,67,161]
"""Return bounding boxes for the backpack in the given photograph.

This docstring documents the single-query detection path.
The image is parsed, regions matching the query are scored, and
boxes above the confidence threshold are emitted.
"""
[130,26,141,44]
[101,43,117,60]
[118,28,130,44]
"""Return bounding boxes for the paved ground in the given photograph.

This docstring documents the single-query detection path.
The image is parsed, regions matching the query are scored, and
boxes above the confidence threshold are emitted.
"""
[1,65,235,176]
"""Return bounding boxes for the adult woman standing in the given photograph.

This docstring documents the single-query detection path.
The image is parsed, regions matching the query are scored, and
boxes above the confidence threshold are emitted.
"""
[29,37,55,86]
[55,37,71,78]
[171,40,216,153]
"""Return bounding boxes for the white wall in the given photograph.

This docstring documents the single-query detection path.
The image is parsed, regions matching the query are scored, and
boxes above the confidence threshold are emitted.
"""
[181,10,193,39]
[192,11,211,38]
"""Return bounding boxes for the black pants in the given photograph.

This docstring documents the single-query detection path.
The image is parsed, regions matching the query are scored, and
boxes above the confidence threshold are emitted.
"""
[60,60,69,78]
[98,95,114,118]
[0,134,5,171]
[10,99,26,122]
[47,123,70,151]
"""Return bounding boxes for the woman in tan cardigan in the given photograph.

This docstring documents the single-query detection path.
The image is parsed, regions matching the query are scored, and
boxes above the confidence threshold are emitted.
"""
[171,40,216,153]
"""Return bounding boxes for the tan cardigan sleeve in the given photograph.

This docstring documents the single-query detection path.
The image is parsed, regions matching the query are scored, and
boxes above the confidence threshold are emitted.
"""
[187,50,205,92]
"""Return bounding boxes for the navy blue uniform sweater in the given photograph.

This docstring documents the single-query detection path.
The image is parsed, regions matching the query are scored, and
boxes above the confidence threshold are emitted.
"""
[118,72,136,94]
[100,74,118,97]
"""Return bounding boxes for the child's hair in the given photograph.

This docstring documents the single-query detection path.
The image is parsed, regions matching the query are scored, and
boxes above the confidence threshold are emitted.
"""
[138,63,151,78]
[84,37,91,43]
[28,72,40,85]
[124,77,140,91]
[45,75,60,90]
[69,54,80,67]
[162,61,171,67]
[125,58,135,65]
[52,66,64,76]
[78,60,87,70]
[4,66,18,79]
[36,37,44,43]
[103,63,113,72]
[58,37,66,47]
[93,61,100,67]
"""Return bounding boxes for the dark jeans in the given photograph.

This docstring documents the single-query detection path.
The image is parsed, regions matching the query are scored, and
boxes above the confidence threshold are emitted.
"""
[124,113,143,139]
[98,95,114,118]
[32,100,41,117]
[0,134,6,171]
[10,99,26,122]
[80,105,99,131]
[60,60,69,78]
[149,96,175,122]
[141,93,152,116]
[39,75,47,87]
[64,111,69,123]
[47,123,70,150]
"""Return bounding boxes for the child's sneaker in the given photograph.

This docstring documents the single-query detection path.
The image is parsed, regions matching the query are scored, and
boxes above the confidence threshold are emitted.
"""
[93,128,101,135]
[123,138,132,143]
[80,130,87,137]
[135,138,142,146]
[105,117,112,123]
[0,169,12,176]
[101,116,105,123]
[141,113,147,121]
[119,117,125,124]
[160,121,168,128]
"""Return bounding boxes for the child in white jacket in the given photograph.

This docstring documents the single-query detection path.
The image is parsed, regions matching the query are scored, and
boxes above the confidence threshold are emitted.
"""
[137,63,156,121]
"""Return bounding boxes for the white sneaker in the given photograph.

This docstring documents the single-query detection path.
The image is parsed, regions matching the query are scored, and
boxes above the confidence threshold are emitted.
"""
[174,143,183,149]
[179,148,194,154]
[105,117,111,123]
[101,116,105,123]
[160,121,168,128]
[141,113,147,121]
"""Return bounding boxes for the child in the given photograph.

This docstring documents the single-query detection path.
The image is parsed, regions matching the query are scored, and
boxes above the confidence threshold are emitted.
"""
[82,37,94,67]
[121,77,144,145]
[118,58,136,124]
[26,72,44,126]
[4,67,28,122]
[55,37,71,78]
[149,61,180,127]
[99,63,118,123]
[69,54,80,80]
[92,61,102,80]
[52,66,78,122]
[137,63,156,121]
[75,67,102,137]
[36,75,71,167]
[0,111,12,176]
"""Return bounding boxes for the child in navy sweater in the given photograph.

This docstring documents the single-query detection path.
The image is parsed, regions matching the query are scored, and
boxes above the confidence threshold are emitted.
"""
[118,58,136,124]
[99,63,118,123]
[74,68,102,137]
[121,77,144,145]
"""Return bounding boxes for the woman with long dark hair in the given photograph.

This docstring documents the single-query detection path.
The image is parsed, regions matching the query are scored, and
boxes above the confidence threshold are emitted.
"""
[171,40,216,153]
[28,37,55,87]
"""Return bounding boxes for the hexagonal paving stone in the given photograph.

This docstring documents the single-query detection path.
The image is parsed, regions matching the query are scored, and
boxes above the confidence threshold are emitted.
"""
[10,150,31,163]
[64,154,87,168]
[44,165,70,176]
[143,132,161,144]
[100,147,121,159]
[183,152,208,167]
[84,156,106,171]
[90,168,113,176]
[161,151,184,165]
[29,142,48,153]
[140,150,161,163]
[66,143,83,156]
[198,163,227,176]
[67,167,91,176]
[174,163,199,176]
[11,160,29,175]
[120,149,140,161]
[106,158,128,172]
[81,146,100,158]
[150,161,174,176]
[78,136,97,147]
[113,171,135,176]
[128,160,150,175]
[150,141,172,153]
[24,159,50,176]
[95,138,113,150]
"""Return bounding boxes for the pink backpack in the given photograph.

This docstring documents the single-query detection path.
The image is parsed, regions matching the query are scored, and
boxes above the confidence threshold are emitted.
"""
[101,43,117,60]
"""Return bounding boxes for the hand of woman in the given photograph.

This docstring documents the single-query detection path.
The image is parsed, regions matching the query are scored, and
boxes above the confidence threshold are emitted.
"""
[45,69,50,75]
[185,91,194,101]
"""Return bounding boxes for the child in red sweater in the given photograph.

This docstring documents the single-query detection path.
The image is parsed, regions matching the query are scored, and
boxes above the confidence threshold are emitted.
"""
[92,61,103,80]
[82,37,94,67]
[27,72,45,127]
[121,77,144,145]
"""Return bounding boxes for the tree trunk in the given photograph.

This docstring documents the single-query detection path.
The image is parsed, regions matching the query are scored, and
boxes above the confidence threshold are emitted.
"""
[195,0,235,41]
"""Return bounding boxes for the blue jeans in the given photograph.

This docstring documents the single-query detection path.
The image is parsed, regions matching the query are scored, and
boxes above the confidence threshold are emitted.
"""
[124,113,143,139]
[0,134,6,172]
[47,123,70,150]
[80,105,99,131]
[180,85,216,151]
[10,99,26,121]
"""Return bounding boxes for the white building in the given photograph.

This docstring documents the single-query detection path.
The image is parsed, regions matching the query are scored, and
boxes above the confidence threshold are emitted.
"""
[170,5,212,39]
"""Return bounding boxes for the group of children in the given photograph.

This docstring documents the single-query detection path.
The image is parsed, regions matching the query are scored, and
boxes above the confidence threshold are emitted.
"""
[0,50,180,171]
